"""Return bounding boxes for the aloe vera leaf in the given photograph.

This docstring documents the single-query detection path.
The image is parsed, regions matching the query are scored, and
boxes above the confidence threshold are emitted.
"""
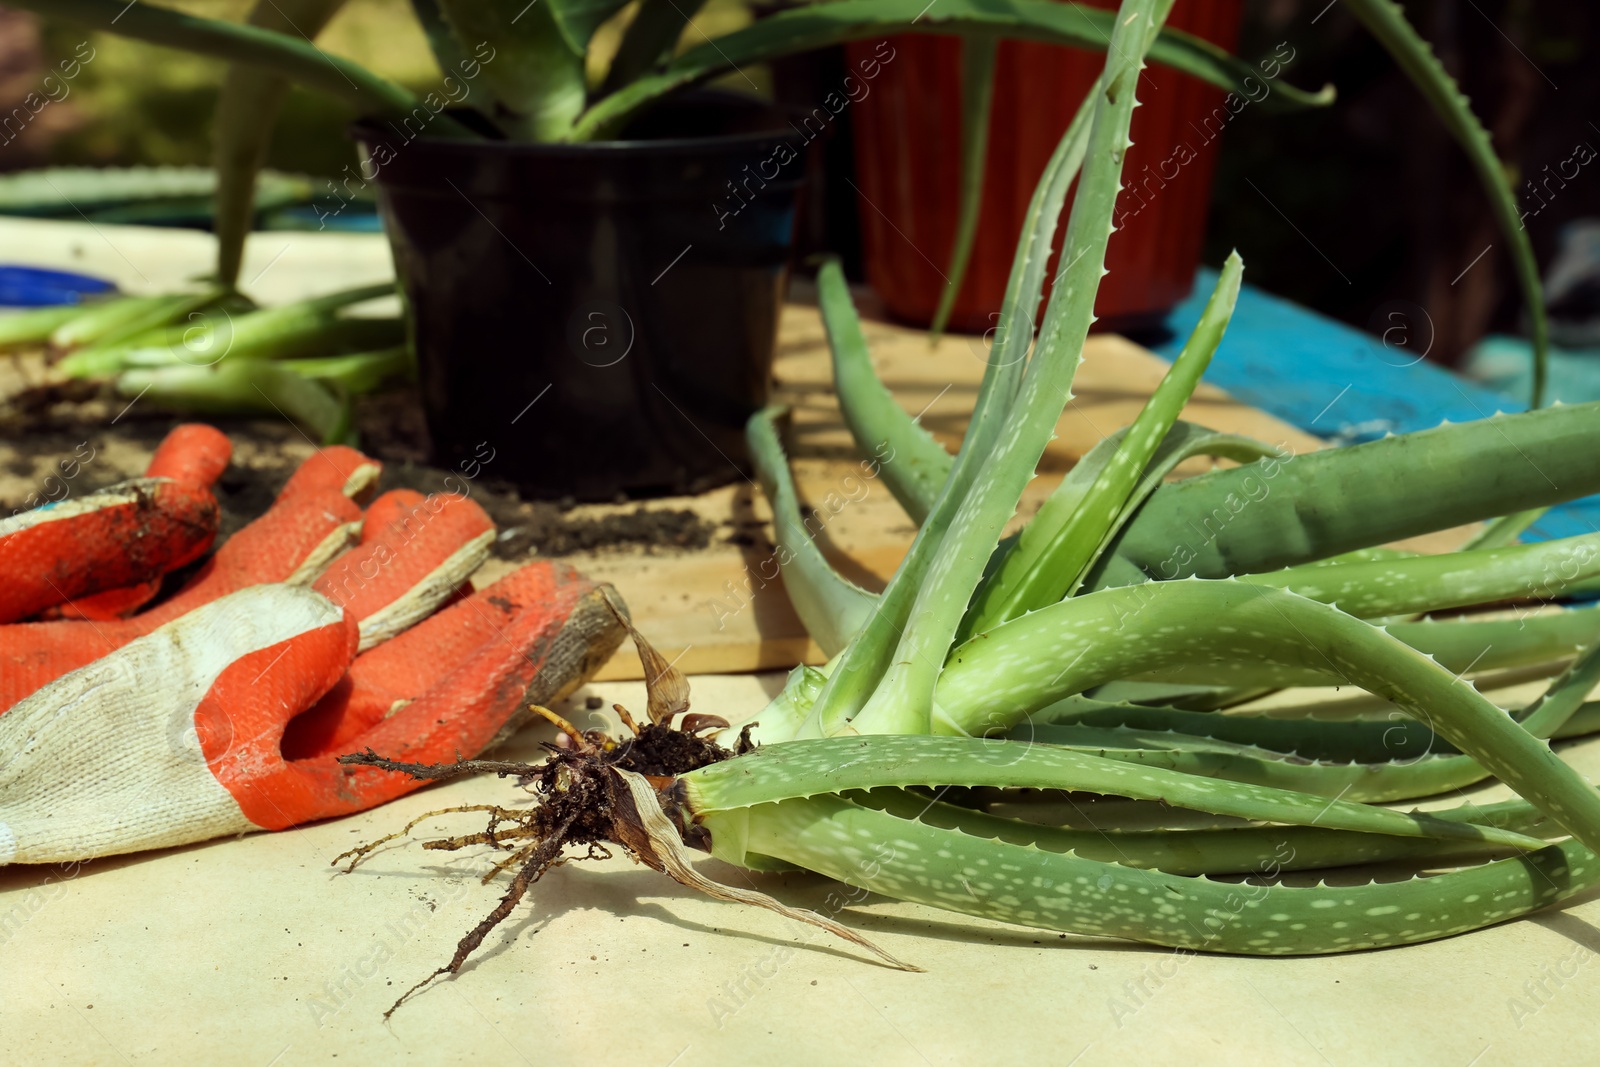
[546,0,638,54]
[572,0,1334,140]
[1464,508,1548,550]
[682,734,1538,849]
[121,315,404,370]
[600,0,710,96]
[57,289,232,377]
[815,81,1091,529]
[930,34,998,342]
[434,0,589,141]
[280,346,413,393]
[842,0,1174,739]
[1021,724,1511,804]
[65,292,258,372]
[958,422,1284,642]
[1068,669,1600,747]
[1309,546,1420,567]
[1344,0,1547,408]
[1038,698,1458,763]
[214,0,350,288]
[1519,640,1600,735]
[967,258,1245,634]
[16,0,445,130]
[747,406,879,655]
[117,360,347,443]
[854,788,1555,877]
[1367,608,1600,675]
[0,304,89,352]
[770,75,1101,745]
[1131,511,1585,710]
[1096,401,1600,587]
[50,293,192,351]
[712,791,1597,955]
[1023,703,1600,803]
[63,284,391,376]
[1555,702,1600,740]
[1241,533,1600,619]
[1036,640,1600,764]
[933,580,1600,853]
[192,282,394,362]
[817,260,952,525]
[410,0,471,75]
[1136,606,1600,689]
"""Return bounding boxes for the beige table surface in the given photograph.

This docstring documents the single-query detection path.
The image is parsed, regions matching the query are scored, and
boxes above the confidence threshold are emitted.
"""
[2,219,1599,1065]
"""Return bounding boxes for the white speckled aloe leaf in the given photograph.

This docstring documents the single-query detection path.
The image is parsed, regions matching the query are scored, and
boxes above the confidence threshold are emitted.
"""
[707,792,1598,955]
[1034,639,1600,764]
[851,788,1556,877]
[680,735,1541,850]
[1241,533,1600,619]
[932,580,1600,855]
[1019,724,1519,804]
[1018,639,1600,804]
[1133,604,1600,688]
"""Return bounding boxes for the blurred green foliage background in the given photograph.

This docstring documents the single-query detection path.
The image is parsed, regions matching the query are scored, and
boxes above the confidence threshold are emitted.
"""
[12,0,759,178]
[1,0,1594,365]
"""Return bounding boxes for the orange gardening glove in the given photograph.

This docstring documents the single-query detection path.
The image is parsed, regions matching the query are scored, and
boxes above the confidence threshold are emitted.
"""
[0,438,380,713]
[0,423,230,623]
[0,489,622,864]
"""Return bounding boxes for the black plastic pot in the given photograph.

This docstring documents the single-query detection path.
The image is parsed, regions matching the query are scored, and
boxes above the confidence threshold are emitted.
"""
[353,94,807,500]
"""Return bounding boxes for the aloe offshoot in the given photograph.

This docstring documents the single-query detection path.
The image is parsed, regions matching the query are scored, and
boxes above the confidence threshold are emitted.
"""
[336,0,1600,1016]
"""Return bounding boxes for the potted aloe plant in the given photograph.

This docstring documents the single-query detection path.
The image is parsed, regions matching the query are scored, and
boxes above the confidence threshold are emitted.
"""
[14,0,1542,498]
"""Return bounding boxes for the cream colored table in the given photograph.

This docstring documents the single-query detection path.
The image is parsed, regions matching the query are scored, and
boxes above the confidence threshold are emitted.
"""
[2,219,1597,1065]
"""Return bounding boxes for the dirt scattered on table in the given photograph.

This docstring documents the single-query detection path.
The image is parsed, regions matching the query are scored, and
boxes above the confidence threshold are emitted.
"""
[373,460,715,559]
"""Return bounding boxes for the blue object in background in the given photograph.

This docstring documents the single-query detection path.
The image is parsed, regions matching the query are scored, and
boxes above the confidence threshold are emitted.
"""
[1156,268,1599,544]
[0,264,115,307]
[266,205,386,233]
[1463,334,1600,406]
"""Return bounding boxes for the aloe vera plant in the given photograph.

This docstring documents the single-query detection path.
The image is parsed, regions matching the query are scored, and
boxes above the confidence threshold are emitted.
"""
[329,0,1600,1014]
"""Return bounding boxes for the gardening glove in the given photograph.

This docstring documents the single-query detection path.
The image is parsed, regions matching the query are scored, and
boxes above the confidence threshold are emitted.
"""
[0,506,622,864]
[0,439,380,712]
[0,423,231,624]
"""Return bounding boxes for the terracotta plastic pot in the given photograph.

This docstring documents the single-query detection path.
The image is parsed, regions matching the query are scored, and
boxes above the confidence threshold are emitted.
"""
[848,0,1243,333]
[354,93,805,501]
